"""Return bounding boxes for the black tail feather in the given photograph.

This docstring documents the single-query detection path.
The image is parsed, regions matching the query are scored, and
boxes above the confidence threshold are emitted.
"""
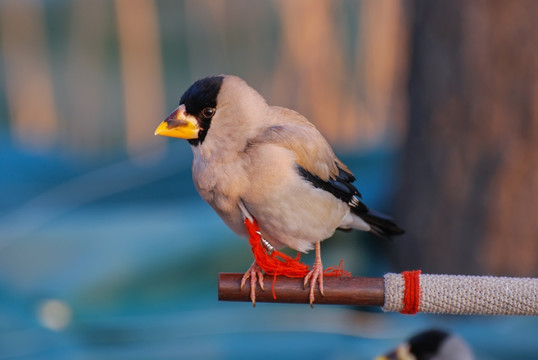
[354,207,405,241]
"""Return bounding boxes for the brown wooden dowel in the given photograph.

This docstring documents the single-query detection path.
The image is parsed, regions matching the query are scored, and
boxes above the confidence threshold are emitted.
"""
[218,273,385,306]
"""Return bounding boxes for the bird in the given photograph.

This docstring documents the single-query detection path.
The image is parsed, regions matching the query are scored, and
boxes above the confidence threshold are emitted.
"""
[154,75,404,306]
[376,329,475,360]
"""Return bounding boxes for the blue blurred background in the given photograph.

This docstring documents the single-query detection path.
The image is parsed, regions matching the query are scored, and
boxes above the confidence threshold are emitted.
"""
[1,1,537,359]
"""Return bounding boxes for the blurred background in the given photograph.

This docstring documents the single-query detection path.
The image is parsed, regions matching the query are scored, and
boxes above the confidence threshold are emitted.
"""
[1,0,537,359]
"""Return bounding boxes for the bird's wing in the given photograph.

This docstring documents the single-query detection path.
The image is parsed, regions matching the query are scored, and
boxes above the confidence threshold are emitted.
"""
[247,106,363,206]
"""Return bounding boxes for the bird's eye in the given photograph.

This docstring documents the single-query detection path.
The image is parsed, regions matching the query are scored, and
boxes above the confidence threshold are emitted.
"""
[201,107,216,118]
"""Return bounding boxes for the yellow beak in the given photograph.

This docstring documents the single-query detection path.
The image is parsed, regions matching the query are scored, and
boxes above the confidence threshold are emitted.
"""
[154,104,200,139]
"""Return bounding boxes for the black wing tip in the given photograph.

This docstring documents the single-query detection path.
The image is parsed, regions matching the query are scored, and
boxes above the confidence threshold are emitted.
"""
[297,164,360,204]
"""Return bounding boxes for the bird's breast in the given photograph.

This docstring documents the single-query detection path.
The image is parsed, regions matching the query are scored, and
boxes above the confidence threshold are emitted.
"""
[191,149,250,236]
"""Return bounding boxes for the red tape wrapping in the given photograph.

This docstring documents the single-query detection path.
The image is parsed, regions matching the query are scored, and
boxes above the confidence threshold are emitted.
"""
[401,270,422,314]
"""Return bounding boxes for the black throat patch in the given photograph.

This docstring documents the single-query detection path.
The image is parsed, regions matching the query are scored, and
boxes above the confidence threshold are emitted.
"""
[179,76,224,146]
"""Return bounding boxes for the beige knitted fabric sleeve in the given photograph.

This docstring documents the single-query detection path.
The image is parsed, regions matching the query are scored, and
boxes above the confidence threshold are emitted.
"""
[383,273,538,315]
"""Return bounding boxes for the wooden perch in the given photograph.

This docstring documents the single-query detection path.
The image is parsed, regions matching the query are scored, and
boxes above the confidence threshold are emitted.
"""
[219,272,538,315]
[218,273,384,306]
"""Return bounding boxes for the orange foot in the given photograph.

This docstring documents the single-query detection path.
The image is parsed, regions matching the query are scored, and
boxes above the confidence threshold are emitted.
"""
[303,242,324,307]
[240,260,265,307]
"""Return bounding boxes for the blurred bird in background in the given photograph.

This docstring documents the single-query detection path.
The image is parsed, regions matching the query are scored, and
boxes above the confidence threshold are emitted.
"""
[376,329,475,360]
[155,75,404,305]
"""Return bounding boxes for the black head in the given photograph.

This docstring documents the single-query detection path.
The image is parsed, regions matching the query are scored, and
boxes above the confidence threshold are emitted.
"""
[179,76,224,146]
[408,329,450,359]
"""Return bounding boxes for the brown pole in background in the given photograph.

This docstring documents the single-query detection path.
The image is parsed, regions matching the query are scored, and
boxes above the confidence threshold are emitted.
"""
[218,273,385,306]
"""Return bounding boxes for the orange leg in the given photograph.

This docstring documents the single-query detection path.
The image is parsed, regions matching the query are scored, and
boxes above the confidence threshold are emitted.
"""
[303,242,324,307]
[240,260,265,307]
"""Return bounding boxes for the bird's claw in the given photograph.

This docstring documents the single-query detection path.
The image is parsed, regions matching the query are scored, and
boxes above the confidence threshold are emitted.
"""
[304,260,325,307]
[240,261,265,307]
